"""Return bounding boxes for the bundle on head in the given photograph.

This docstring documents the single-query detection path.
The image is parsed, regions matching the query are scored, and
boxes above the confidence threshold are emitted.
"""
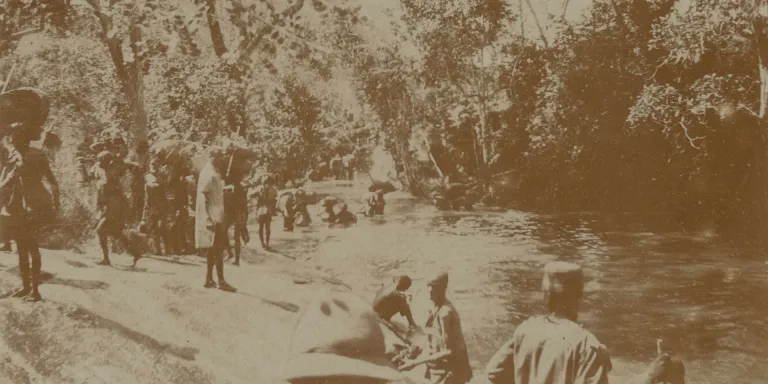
[0,87,50,136]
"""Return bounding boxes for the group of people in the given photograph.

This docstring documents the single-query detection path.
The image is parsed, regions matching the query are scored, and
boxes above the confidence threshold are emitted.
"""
[283,261,685,384]
[1,87,687,383]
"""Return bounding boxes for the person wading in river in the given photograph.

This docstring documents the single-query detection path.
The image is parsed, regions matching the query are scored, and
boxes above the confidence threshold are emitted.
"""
[196,147,235,292]
[0,88,61,301]
[280,290,417,384]
[373,275,417,329]
[484,261,682,384]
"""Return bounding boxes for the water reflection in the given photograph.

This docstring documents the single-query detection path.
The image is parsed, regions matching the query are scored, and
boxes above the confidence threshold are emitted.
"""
[298,190,768,384]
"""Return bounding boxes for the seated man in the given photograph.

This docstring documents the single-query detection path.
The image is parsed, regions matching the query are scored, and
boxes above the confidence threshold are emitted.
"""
[373,275,417,328]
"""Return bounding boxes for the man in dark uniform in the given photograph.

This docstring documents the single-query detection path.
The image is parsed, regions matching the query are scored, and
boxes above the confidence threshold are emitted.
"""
[373,275,417,328]
[484,261,682,384]
[0,88,61,301]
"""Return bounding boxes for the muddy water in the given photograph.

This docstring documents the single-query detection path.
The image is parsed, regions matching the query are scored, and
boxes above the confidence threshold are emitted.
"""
[264,179,768,384]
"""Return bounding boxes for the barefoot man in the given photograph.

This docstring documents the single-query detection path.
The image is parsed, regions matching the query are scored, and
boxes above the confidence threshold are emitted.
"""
[196,146,235,292]
[0,88,60,301]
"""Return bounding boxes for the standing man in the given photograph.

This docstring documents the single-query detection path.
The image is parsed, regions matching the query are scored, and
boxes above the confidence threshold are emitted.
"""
[373,275,417,329]
[483,261,681,384]
[195,147,236,292]
[403,272,472,384]
[93,150,143,266]
[253,174,278,250]
[0,88,61,302]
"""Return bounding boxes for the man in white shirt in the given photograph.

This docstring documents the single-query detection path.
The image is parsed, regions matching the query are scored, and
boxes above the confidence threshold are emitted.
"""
[195,146,235,292]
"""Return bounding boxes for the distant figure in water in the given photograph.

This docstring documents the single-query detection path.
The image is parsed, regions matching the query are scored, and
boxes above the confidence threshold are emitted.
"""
[364,189,386,217]
[319,197,337,223]
[373,275,416,328]
[332,203,357,226]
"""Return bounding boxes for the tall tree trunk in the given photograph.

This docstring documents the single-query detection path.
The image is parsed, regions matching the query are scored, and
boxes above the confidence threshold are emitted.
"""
[751,5,768,240]
[87,1,148,143]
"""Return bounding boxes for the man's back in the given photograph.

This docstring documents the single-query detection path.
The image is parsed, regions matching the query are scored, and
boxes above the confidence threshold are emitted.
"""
[485,315,611,384]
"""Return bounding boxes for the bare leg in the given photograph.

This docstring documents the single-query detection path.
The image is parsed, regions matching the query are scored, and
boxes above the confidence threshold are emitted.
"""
[13,239,31,297]
[258,222,266,248]
[97,228,111,266]
[213,228,235,292]
[204,247,216,288]
[233,225,241,266]
[265,220,271,247]
[25,238,42,302]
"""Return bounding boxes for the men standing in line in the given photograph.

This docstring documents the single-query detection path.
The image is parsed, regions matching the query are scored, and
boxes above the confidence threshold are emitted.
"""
[0,88,60,301]
[195,147,235,292]
[483,261,680,384]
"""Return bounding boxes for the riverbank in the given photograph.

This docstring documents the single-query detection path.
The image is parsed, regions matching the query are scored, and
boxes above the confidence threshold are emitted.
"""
[2,177,765,384]
[0,234,355,384]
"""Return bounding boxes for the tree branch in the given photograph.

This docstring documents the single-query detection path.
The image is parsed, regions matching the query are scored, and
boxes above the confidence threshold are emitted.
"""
[679,121,704,149]
[523,0,549,48]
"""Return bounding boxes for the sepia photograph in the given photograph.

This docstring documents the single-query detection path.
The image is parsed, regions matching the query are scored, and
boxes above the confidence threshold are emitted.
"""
[0,0,765,383]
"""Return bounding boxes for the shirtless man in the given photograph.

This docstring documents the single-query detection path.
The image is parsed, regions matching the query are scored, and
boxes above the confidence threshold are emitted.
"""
[253,175,278,249]
[373,275,417,328]
[0,88,60,301]
[93,150,142,266]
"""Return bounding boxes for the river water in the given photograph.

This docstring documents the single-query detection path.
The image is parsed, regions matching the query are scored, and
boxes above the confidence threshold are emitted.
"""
[268,179,768,384]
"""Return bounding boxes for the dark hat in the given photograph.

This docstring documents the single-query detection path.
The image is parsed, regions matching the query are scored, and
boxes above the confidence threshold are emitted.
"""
[542,261,584,294]
[427,272,449,290]
[0,87,50,133]
[280,290,411,382]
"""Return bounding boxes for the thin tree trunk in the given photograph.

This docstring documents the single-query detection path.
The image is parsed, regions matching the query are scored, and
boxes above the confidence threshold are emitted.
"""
[205,0,228,57]
[523,0,549,48]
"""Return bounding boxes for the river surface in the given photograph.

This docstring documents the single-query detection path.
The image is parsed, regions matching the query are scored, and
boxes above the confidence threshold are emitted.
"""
[259,178,768,384]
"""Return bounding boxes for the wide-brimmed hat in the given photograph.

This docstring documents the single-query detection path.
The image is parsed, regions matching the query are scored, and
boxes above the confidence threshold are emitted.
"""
[542,261,584,294]
[0,87,50,134]
[280,290,411,382]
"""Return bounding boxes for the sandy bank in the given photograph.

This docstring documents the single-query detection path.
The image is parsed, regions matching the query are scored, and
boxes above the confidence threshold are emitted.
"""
[0,238,353,384]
